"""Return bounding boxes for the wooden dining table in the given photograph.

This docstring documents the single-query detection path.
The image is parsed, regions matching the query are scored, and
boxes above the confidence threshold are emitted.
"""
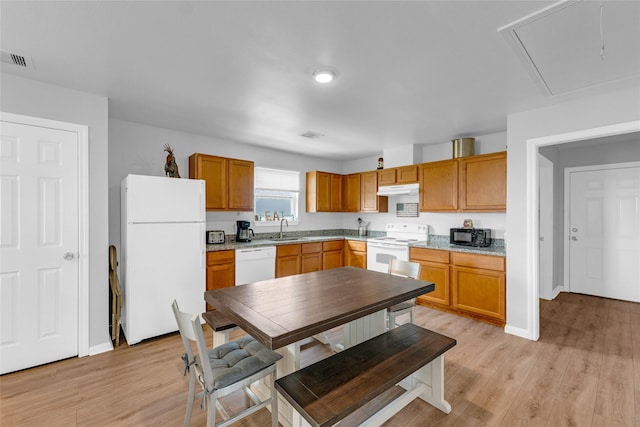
[204,266,435,427]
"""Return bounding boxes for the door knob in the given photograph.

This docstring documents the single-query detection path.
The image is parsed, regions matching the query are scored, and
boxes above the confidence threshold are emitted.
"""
[571,236,578,241]
[63,252,75,260]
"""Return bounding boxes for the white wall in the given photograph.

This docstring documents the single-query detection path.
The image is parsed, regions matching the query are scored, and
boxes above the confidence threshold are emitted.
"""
[108,119,344,248]
[506,86,640,338]
[1,74,110,350]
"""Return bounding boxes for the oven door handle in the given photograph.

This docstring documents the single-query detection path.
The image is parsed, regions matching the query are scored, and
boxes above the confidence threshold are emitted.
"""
[368,243,406,250]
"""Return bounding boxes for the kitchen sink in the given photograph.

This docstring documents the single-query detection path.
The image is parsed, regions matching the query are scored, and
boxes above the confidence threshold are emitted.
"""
[270,237,301,242]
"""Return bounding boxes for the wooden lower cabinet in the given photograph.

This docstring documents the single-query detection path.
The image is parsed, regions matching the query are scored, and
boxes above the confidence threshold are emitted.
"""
[277,240,344,277]
[410,247,505,326]
[322,240,344,270]
[410,248,450,307]
[344,240,366,269]
[206,250,235,310]
[276,244,301,278]
[301,242,322,273]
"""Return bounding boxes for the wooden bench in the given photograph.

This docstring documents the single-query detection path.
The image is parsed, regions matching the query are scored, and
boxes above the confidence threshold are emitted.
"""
[275,323,456,427]
[201,310,239,347]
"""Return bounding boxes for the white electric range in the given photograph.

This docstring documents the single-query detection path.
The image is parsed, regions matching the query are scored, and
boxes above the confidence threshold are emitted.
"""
[366,223,429,273]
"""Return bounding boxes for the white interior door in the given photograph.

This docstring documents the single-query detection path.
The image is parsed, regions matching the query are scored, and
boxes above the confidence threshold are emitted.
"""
[1,121,80,374]
[538,154,554,300]
[568,163,640,302]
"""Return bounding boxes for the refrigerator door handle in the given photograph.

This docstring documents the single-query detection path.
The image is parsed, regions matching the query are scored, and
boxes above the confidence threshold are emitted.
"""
[200,223,206,269]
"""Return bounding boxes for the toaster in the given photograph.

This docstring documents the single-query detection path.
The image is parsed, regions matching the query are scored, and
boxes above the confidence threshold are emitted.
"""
[206,230,225,244]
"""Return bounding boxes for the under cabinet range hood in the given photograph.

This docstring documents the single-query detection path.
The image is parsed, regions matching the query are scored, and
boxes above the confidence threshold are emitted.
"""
[376,183,419,196]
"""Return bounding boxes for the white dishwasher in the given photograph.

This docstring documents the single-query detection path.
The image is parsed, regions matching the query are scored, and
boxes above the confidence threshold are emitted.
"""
[235,246,276,285]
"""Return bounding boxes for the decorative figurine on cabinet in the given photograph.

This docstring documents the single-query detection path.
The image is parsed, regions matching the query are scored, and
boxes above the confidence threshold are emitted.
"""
[163,144,180,178]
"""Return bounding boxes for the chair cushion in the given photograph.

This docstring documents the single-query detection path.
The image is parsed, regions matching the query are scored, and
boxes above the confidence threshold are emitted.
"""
[205,336,282,390]
[388,298,416,313]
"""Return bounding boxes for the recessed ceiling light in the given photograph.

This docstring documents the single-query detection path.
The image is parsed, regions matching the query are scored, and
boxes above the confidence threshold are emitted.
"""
[313,69,335,83]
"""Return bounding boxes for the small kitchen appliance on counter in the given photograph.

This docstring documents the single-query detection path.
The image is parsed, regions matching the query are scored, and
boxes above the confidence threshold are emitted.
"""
[206,230,225,244]
[236,220,254,242]
[450,228,491,247]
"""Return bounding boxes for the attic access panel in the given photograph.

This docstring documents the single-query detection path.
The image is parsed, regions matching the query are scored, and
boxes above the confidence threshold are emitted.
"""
[499,0,640,96]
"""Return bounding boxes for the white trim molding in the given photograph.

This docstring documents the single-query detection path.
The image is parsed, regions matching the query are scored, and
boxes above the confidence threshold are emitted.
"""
[0,111,94,357]
[523,119,640,341]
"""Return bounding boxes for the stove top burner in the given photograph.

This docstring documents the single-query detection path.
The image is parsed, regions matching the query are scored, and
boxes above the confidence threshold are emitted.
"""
[368,223,429,245]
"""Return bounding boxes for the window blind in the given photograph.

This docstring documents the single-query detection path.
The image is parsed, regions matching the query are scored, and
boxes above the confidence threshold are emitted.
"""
[254,167,300,191]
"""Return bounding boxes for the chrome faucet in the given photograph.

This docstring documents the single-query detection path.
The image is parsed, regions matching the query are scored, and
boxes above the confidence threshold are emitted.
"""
[279,218,288,239]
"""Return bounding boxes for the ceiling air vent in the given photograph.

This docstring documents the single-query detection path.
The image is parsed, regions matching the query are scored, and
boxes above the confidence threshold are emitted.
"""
[1,51,32,68]
[300,131,324,139]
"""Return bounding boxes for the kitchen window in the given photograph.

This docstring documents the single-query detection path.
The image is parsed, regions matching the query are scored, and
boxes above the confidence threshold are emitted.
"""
[254,167,300,225]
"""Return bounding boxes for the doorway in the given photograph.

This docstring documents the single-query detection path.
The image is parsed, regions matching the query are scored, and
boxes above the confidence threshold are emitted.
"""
[0,113,89,374]
[525,120,640,341]
[566,162,640,302]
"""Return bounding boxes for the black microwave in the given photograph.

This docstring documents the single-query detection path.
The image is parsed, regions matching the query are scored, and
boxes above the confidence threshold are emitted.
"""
[450,228,491,247]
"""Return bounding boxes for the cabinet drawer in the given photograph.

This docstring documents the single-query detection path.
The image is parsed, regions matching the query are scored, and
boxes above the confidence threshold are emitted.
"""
[345,240,366,252]
[451,252,504,271]
[322,240,343,252]
[207,250,234,265]
[302,242,322,254]
[410,247,449,264]
[277,244,301,257]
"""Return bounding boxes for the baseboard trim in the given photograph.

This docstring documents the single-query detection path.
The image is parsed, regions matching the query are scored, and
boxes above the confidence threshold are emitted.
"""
[504,324,533,340]
[89,341,114,356]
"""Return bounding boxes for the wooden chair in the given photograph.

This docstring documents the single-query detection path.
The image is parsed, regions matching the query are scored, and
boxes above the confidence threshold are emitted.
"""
[387,259,422,330]
[108,245,122,346]
[171,300,282,427]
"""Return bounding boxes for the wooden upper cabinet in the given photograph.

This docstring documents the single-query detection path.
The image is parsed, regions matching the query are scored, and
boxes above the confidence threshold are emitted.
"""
[458,151,506,212]
[361,171,388,212]
[306,171,341,212]
[330,174,343,212]
[419,159,458,211]
[378,166,418,186]
[228,159,254,211]
[190,154,228,210]
[344,173,361,212]
[189,153,254,211]
[377,168,396,186]
[419,151,506,213]
[396,166,418,183]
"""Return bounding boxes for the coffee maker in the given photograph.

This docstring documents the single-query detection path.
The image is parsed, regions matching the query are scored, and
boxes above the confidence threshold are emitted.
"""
[236,220,254,242]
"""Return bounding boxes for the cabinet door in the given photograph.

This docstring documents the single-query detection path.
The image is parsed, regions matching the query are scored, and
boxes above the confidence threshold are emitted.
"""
[451,266,505,322]
[360,171,387,212]
[228,159,254,211]
[458,151,506,211]
[301,242,322,273]
[419,159,458,211]
[377,168,396,186]
[330,174,343,212]
[276,244,301,278]
[344,173,361,212]
[397,166,418,183]
[417,262,450,307]
[322,241,343,270]
[206,250,235,310]
[344,241,367,269]
[190,154,228,210]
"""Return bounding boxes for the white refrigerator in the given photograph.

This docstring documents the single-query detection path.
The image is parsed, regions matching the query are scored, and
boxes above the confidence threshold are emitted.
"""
[121,174,206,344]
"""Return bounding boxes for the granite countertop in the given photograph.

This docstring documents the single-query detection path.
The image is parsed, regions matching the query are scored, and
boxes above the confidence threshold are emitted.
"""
[207,234,505,257]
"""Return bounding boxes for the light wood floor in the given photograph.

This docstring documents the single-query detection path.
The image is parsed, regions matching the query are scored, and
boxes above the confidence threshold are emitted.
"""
[1,292,638,426]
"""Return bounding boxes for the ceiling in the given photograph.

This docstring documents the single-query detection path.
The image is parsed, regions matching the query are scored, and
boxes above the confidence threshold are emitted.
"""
[1,1,639,160]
